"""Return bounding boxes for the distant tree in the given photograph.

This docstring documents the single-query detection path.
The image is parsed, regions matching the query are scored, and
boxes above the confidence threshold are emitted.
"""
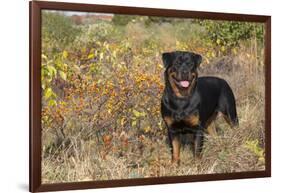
[144,16,175,25]
[199,20,264,54]
[112,15,137,25]
[42,11,81,48]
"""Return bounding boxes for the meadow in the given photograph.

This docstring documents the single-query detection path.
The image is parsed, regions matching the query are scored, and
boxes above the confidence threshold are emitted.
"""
[41,11,265,183]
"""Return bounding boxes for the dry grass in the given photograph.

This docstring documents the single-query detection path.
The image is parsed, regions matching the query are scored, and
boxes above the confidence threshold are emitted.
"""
[42,51,265,183]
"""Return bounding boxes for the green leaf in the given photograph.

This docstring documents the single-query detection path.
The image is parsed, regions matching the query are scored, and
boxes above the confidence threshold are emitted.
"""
[59,71,67,81]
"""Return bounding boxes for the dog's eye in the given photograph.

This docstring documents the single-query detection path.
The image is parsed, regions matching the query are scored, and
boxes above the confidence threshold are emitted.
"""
[191,64,197,71]
[169,66,176,72]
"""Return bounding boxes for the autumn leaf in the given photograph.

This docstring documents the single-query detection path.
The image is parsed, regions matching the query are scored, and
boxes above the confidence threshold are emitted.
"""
[132,110,146,117]
[44,88,53,99]
[62,50,68,59]
[59,71,67,81]
[143,126,151,133]
[102,134,112,146]
[87,53,95,59]
[48,99,57,106]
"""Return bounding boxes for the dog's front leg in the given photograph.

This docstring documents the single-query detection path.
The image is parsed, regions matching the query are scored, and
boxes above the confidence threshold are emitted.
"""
[168,131,181,165]
[194,129,204,158]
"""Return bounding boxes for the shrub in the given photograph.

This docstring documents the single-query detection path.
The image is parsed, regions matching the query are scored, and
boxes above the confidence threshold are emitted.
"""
[42,11,81,49]
[199,20,264,56]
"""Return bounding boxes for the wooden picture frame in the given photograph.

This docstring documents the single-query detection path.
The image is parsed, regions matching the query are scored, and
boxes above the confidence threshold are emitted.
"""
[30,1,271,192]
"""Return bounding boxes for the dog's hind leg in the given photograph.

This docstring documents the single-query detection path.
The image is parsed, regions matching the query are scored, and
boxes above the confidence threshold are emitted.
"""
[206,122,217,136]
[205,112,218,136]
[219,85,239,127]
[224,98,239,127]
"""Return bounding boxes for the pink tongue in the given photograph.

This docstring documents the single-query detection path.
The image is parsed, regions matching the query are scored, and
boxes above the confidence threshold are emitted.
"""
[180,81,190,88]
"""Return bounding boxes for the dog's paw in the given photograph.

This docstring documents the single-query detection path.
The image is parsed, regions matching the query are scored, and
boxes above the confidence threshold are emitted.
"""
[171,158,180,166]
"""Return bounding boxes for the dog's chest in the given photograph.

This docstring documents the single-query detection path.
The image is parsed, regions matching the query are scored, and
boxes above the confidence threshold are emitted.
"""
[173,100,199,126]
[166,113,200,134]
[182,113,200,127]
[164,111,200,129]
[163,95,201,131]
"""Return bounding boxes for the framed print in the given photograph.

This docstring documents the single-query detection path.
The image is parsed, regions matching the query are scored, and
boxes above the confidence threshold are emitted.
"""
[30,1,271,192]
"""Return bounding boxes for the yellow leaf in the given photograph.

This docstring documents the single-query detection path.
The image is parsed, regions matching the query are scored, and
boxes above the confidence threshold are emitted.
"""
[120,117,126,126]
[44,88,53,99]
[63,63,68,70]
[73,65,80,73]
[46,65,57,77]
[113,50,117,58]
[132,120,137,127]
[132,110,146,117]
[100,52,104,60]
[143,126,151,133]
[59,71,67,81]
[216,39,221,45]
[48,99,57,106]
[232,48,238,55]
[87,53,95,59]
[105,43,109,50]
[157,63,163,69]
[42,54,47,60]
[62,50,68,59]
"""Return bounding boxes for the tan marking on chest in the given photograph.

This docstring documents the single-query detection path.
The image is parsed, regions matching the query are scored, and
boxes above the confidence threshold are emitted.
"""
[183,114,199,127]
[163,116,174,127]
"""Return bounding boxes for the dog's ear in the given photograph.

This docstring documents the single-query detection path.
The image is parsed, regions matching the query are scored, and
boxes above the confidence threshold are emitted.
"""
[162,52,174,68]
[192,53,202,67]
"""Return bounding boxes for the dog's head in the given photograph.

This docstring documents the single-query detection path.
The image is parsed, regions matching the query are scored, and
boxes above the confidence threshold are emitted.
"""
[162,51,202,97]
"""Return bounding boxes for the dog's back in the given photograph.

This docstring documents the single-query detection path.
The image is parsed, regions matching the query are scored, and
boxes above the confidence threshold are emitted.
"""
[196,76,239,127]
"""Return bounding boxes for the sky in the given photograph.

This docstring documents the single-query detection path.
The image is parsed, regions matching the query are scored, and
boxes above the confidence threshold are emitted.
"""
[43,10,113,16]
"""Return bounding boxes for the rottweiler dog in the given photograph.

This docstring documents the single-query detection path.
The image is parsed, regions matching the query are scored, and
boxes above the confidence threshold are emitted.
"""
[161,51,238,164]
